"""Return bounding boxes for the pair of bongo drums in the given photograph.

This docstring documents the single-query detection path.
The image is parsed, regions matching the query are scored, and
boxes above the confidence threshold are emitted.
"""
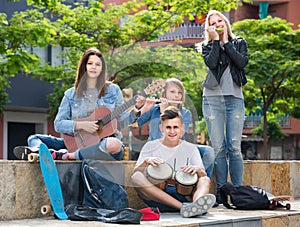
[146,163,198,196]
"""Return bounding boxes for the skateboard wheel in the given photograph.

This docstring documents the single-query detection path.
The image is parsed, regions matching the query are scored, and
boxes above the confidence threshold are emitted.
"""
[28,153,39,162]
[41,205,52,215]
[286,203,291,210]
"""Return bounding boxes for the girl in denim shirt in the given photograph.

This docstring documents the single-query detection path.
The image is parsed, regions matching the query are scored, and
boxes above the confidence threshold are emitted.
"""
[14,47,125,161]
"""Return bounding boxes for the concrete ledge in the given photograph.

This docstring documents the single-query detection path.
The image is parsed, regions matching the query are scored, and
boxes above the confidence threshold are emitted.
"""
[1,200,300,227]
[243,161,300,197]
[1,160,300,221]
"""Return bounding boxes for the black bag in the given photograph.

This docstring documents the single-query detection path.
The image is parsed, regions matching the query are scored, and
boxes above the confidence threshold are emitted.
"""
[220,182,270,210]
[65,204,143,224]
[81,160,129,210]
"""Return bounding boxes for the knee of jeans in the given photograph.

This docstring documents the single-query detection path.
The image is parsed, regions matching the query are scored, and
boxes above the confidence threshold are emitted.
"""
[111,147,124,160]
[202,148,215,165]
[206,147,215,159]
[214,146,226,158]
[229,139,242,155]
[104,138,123,153]
[229,150,243,159]
[111,142,123,154]
[215,154,225,160]
[27,134,37,145]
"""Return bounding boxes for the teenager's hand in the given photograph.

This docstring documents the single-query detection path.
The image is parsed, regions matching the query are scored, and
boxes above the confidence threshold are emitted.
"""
[145,157,164,167]
[222,25,229,44]
[75,121,99,133]
[180,165,207,177]
[141,98,156,114]
[159,98,170,113]
[207,26,219,40]
[135,95,146,109]
[180,165,198,175]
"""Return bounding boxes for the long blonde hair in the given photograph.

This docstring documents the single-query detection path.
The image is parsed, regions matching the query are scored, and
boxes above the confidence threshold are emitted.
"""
[161,78,185,109]
[203,10,236,45]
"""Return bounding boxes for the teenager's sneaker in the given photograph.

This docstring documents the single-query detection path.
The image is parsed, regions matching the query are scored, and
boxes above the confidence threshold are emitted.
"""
[180,194,216,218]
[51,149,69,160]
[13,146,39,160]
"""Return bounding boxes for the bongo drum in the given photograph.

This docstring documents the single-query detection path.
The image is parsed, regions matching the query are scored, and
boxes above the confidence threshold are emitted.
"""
[174,170,198,196]
[146,163,173,190]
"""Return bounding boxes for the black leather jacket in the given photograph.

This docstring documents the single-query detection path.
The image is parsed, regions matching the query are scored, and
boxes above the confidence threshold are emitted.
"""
[202,37,248,87]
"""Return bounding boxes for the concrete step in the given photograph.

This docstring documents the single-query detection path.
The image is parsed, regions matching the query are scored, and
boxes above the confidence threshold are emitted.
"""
[1,200,300,227]
[1,160,300,221]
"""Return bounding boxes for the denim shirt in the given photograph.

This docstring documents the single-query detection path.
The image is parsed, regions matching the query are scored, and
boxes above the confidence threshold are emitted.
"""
[130,104,192,141]
[54,83,125,135]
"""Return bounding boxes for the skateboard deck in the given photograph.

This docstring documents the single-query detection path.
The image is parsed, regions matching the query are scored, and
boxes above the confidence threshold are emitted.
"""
[267,193,293,210]
[39,143,68,220]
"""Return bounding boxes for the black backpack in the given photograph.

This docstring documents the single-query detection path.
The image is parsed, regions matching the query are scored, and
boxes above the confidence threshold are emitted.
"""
[220,182,270,210]
[81,160,129,210]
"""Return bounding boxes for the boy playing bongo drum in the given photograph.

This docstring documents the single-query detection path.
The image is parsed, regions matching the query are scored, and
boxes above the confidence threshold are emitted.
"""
[131,106,215,218]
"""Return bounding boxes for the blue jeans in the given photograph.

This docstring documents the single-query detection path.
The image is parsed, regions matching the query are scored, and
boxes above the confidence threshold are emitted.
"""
[142,185,189,212]
[202,96,245,189]
[27,134,66,150]
[197,145,215,179]
[27,134,124,161]
[76,139,124,161]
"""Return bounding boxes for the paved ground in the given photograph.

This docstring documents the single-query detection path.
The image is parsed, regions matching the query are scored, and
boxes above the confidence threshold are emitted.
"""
[1,200,300,227]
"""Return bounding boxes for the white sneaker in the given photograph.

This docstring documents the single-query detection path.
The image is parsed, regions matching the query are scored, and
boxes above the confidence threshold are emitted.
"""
[13,146,39,160]
[180,194,216,218]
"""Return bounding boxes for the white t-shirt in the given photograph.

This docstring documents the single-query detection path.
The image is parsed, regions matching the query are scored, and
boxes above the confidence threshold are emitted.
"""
[136,139,204,172]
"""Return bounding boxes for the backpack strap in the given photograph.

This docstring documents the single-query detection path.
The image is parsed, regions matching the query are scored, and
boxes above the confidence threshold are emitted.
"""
[220,182,236,209]
[81,161,101,203]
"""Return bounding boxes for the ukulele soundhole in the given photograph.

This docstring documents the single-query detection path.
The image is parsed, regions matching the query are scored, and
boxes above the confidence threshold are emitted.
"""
[97,120,105,131]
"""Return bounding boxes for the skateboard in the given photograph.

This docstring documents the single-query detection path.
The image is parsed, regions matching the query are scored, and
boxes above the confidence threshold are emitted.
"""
[13,146,38,160]
[28,153,39,162]
[39,143,68,220]
[267,193,293,210]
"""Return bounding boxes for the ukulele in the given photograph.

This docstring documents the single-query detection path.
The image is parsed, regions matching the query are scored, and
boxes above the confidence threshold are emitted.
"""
[63,79,165,152]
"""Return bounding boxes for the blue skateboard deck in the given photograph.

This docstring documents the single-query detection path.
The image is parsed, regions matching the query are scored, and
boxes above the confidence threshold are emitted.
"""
[39,143,68,220]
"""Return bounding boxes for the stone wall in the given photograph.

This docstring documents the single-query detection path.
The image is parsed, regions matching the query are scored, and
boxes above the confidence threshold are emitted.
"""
[1,160,300,220]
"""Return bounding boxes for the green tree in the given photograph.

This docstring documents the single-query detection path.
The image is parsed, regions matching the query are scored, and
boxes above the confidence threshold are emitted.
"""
[0,9,56,112]
[233,16,300,159]
[1,0,250,116]
[253,118,287,142]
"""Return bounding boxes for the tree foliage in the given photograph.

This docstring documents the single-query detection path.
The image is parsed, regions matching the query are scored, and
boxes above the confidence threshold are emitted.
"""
[253,118,287,142]
[1,0,248,116]
[233,16,300,159]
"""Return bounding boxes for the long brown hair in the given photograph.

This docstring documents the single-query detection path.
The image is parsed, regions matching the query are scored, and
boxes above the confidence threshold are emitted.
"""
[74,47,107,98]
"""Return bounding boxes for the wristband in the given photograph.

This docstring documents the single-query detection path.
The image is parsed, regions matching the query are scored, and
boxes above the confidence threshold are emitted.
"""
[134,105,141,117]
[134,105,141,110]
